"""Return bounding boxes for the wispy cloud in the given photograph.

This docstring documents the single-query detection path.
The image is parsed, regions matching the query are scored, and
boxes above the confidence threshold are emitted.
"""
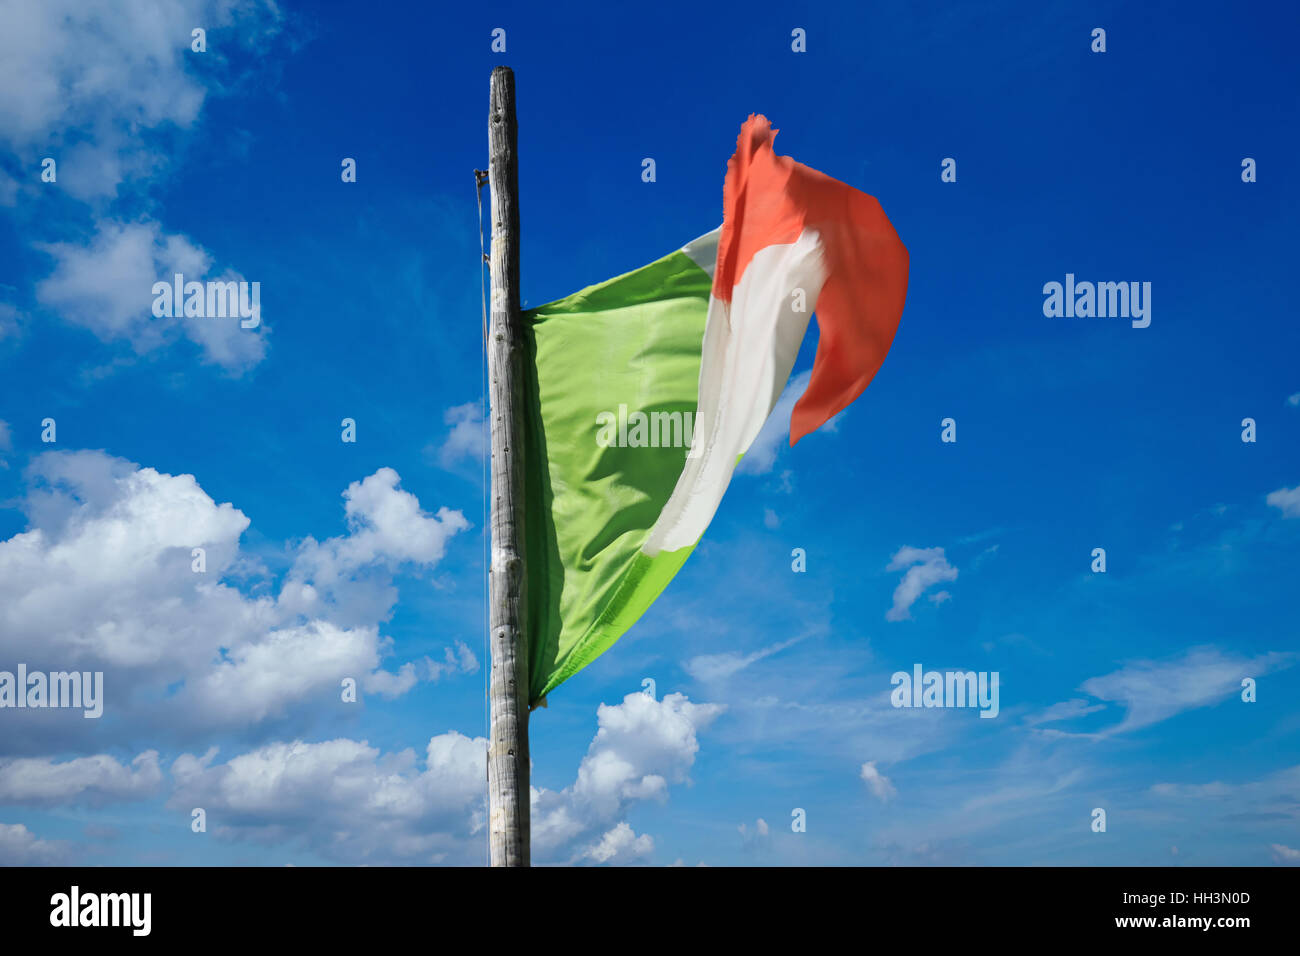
[885,546,958,621]
[684,634,811,682]
[1077,647,1296,736]
[738,371,812,475]
[0,0,283,203]
[1023,698,1106,728]
[434,401,487,469]
[738,817,770,850]
[34,220,268,373]
[738,369,844,476]
[1271,844,1300,863]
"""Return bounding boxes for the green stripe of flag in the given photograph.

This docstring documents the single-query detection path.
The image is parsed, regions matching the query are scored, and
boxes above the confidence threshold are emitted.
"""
[522,246,711,704]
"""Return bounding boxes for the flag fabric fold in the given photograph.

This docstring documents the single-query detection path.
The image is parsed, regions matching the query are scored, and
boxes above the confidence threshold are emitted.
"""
[522,114,908,705]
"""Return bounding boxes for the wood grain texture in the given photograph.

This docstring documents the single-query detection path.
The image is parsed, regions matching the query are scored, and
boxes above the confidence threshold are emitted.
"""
[486,65,530,867]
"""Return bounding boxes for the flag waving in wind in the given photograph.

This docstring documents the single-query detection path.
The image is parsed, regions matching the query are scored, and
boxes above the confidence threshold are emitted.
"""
[522,114,909,705]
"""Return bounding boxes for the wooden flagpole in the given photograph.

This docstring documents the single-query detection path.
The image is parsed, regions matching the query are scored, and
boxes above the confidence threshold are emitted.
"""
[486,65,530,867]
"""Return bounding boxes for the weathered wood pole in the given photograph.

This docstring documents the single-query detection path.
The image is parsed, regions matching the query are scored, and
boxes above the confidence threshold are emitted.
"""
[486,65,530,867]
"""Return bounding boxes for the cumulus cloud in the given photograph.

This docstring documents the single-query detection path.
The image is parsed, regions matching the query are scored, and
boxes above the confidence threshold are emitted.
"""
[0,822,69,865]
[303,467,467,574]
[0,456,717,863]
[34,219,267,372]
[169,734,488,864]
[0,752,162,806]
[0,450,470,751]
[188,621,415,722]
[532,692,723,864]
[278,467,470,626]
[885,546,958,621]
[860,761,897,802]
[166,691,721,865]
[4,1,285,373]
[584,822,654,865]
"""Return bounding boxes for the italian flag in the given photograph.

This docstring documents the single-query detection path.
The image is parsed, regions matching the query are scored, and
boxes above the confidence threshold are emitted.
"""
[523,115,908,704]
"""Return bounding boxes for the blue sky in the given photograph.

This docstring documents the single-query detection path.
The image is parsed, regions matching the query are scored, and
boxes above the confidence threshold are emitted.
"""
[0,0,1298,866]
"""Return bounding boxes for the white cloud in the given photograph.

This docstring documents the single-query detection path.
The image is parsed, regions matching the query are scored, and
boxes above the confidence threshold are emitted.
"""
[0,751,162,806]
[169,734,488,864]
[167,691,721,865]
[1271,843,1300,863]
[345,642,478,700]
[684,634,808,682]
[278,467,470,627]
[420,642,480,682]
[0,822,68,865]
[885,546,958,621]
[436,402,487,468]
[0,0,282,202]
[1266,484,1300,518]
[860,761,897,802]
[1147,765,1300,852]
[189,621,416,721]
[34,219,268,373]
[583,822,654,864]
[958,768,1085,817]
[0,450,470,749]
[1023,698,1106,728]
[738,370,843,475]
[531,692,723,863]
[4,2,285,372]
[1079,647,1296,736]
[1286,393,1300,408]
[0,168,17,207]
[0,300,18,341]
[738,817,770,849]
